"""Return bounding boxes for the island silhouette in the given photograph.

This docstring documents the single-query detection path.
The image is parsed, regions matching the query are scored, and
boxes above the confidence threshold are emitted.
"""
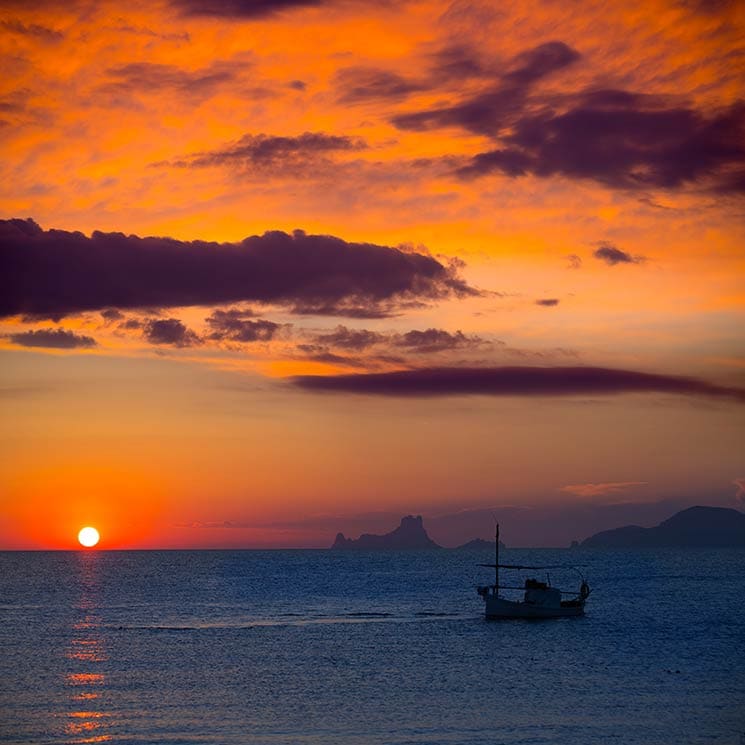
[331,515,507,550]
[329,506,744,550]
[580,505,745,548]
[332,515,440,550]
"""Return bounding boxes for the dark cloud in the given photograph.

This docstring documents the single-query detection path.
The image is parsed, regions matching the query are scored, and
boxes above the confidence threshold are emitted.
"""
[315,325,385,350]
[456,94,745,193]
[390,37,745,193]
[0,19,63,41]
[296,344,362,367]
[394,328,481,353]
[101,60,239,100]
[334,67,424,103]
[535,298,560,307]
[292,365,745,402]
[8,328,96,349]
[206,309,281,342]
[143,318,200,347]
[392,42,580,136]
[171,0,322,17]
[428,46,485,82]
[169,132,366,170]
[289,80,306,90]
[504,41,581,86]
[593,243,645,265]
[101,308,124,322]
[566,254,582,270]
[111,24,191,42]
[289,302,403,319]
[0,219,475,320]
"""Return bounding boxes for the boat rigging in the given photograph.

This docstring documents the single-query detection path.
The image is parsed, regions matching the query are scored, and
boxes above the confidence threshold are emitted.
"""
[476,523,591,619]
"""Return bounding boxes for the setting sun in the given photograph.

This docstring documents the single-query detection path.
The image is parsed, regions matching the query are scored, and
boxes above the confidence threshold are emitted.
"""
[78,527,100,548]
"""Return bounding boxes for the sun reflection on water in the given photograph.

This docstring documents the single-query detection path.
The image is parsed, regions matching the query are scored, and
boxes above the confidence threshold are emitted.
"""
[62,552,113,744]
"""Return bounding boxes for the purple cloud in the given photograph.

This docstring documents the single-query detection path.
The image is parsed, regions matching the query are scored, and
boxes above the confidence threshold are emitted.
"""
[0,19,63,41]
[393,42,580,136]
[143,318,200,347]
[169,132,367,170]
[394,328,481,353]
[291,365,745,402]
[0,219,475,320]
[315,325,385,350]
[171,0,323,17]
[206,309,281,342]
[593,243,645,265]
[8,328,96,349]
[456,93,745,192]
[535,298,560,307]
[334,67,424,103]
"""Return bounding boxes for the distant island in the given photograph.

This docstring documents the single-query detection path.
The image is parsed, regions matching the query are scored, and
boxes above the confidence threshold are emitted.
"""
[581,505,745,548]
[453,538,507,551]
[330,515,506,550]
[331,515,440,550]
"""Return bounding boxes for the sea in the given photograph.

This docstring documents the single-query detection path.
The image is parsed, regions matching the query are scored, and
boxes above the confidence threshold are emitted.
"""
[1,548,743,745]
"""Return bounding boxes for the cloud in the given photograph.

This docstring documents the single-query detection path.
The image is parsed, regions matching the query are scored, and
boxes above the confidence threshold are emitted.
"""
[0,19,63,41]
[334,66,424,103]
[455,92,745,193]
[734,478,745,504]
[560,481,648,498]
[100,308,124,322]
[291,365,745,402]
[394,328,482,353]
[593,242,646,265]
[0,219,475,319]
[427,46,486,82]
[168,131,367,171]
[206,309,281,342]
[308,325,484,357]
[296,344,363,367]
[566,254,582,270]
[101,60,240,101]
[392,42,580,135]
[388,38,745,193]
[8,328,96,349]
[315,325,385,350]
[170,0,323,17]
[143,318,201,347]
[505,41,582,85]
[535,298,560,307]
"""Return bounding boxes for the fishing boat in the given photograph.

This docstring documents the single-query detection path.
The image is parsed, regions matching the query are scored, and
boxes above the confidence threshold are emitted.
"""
[476,524,590,619]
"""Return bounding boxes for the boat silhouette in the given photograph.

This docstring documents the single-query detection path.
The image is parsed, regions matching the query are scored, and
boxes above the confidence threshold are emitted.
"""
[476,524,590,619]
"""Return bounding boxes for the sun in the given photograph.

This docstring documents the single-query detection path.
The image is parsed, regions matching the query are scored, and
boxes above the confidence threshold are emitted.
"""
[78,526,100,548]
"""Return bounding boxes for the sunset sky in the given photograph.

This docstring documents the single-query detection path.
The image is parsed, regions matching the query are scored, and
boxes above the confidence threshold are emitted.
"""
[1,0,744,549]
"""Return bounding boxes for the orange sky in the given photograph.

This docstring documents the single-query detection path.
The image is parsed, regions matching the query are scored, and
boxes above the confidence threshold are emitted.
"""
[1,0,744,548]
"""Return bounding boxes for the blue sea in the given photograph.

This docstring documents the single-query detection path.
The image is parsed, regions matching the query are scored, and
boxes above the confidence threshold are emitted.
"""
[1,548,744,744]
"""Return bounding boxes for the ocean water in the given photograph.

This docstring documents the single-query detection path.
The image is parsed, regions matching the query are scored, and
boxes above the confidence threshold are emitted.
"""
[1,548,743,745]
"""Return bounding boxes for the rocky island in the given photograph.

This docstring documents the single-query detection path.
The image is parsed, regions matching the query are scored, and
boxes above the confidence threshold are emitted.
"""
[331,515,441,550]
[581,505,745,548]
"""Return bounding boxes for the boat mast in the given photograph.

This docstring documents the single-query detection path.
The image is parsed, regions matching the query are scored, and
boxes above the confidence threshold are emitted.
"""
[495,522,499,591]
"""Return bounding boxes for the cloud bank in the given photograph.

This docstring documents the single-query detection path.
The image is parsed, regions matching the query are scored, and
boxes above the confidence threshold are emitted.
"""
[292,365,745,402]
[8,328,97,349]
[0,219,475,320]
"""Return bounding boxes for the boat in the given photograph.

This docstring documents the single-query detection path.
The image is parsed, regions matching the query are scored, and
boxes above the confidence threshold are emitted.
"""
[476,524,590,619]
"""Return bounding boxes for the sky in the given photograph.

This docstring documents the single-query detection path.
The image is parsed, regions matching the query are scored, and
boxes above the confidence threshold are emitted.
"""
[1,0,744,549]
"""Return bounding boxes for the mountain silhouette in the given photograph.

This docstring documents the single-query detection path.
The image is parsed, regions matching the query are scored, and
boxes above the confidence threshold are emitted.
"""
[331,515,441,550]
[581,505,745,548]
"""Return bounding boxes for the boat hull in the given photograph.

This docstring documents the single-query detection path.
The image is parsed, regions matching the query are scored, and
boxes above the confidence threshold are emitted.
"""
[484,596,584,619]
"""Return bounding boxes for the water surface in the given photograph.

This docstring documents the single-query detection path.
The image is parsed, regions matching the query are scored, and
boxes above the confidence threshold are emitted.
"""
[1,548,743,744]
